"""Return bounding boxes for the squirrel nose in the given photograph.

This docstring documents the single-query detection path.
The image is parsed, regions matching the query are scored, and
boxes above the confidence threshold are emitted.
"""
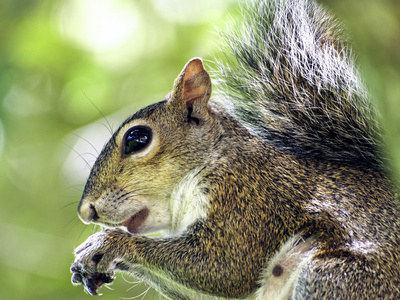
[77,201,98,224]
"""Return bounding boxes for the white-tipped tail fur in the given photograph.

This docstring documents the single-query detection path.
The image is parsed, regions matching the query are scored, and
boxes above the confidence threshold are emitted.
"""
[214,0,385,170]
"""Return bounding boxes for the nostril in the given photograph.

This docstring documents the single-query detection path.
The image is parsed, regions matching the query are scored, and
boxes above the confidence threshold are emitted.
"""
[78,201,99,224]
[90,204,99,221]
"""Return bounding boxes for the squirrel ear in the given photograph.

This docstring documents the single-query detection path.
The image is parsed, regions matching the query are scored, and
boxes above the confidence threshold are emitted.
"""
[169,58,212,108]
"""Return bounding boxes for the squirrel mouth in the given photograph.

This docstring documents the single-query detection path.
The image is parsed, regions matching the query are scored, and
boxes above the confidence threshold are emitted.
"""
[121,208,149,234]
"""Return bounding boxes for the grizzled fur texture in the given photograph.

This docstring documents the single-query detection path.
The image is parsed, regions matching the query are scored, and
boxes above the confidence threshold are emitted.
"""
[214,0,385,170]
[70,0,400,299]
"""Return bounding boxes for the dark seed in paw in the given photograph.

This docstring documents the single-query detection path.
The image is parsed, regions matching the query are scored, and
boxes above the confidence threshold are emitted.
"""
[92,253,104,264]
[98,272,114,284]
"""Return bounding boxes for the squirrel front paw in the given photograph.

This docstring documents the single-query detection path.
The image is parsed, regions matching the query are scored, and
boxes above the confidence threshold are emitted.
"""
[70,229,128,295]
[71,261,114,295]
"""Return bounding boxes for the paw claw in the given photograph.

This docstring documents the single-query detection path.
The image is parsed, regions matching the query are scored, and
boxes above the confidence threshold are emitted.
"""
[71,260,115,296]
[71,230,121,295]
[71,272,83,285]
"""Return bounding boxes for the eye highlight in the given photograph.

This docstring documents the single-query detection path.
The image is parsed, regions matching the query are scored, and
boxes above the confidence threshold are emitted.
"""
[124,126,152,155]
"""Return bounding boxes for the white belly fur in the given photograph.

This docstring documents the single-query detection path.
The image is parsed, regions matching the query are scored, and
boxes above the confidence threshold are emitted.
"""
[256,235,316,300]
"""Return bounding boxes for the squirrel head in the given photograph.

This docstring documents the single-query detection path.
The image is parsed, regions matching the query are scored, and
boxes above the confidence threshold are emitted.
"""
[77,58,222,234]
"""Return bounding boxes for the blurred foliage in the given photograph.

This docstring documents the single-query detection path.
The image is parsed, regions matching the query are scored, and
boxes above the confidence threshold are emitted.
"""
[0,0,399,300]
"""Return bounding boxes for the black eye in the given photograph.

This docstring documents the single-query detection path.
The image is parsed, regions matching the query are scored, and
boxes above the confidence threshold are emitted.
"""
[124,126,152,155]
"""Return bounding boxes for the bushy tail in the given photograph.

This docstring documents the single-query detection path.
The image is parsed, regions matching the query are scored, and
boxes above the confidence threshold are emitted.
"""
[214,0,385,170]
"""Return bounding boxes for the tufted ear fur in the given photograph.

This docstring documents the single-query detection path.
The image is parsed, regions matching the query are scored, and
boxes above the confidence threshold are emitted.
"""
[169,58,212,110]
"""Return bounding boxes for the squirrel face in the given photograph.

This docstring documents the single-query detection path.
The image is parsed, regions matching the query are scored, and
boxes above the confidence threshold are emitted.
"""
[77,58,222,234]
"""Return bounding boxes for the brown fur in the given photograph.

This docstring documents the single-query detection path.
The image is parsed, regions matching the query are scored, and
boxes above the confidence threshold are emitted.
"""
[71,58,400,299]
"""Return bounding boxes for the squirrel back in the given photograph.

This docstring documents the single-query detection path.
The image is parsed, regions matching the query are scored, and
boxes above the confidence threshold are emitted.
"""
[215,0,385,171]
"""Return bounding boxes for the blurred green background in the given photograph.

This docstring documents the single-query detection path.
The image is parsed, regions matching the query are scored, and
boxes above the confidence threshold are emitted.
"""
[0,0,399,299]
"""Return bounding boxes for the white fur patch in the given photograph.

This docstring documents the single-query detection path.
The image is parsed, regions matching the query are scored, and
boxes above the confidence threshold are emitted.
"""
[132,266,232,300]
[256,235,315,300]
[169,167,209,234]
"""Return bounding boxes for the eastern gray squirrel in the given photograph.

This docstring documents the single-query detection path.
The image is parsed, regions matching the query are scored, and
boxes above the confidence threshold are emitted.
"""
[70,0,400,299]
